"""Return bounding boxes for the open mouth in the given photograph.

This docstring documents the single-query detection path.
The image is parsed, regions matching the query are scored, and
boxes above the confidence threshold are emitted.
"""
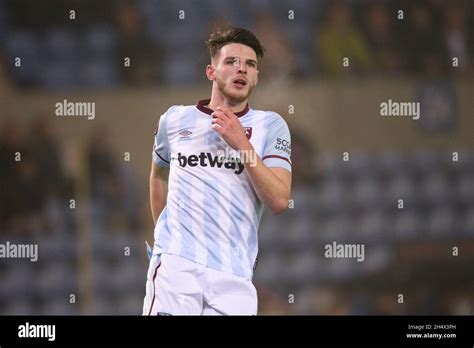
[233,78,247,87]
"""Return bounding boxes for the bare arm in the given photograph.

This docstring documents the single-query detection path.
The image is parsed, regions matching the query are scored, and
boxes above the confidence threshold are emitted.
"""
[240,144,291,214]
[150,161,168,225]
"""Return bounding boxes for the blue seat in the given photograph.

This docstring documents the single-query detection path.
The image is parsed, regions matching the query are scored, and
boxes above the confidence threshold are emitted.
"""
[462,208,474,236]
[318,214,351,243]
[94,296,118,315]
[117,294,143,315]
[283,216,313,250]
[426,207,457,238]
[162,55,202,86]
[355,211,386,242]
[43,29,80,64]
[2,300,34,315]
[5,31,41,85]
[0,263,33,301]
[385,174,417,204]
[350,176,382,210]
[391,211,422,240]
[80,58,118,88]
[83,25,116,58]
[41,298,78,315]
[253,251,283,286]
[456,173,474,204]
[285,250,319,285]
[40,60,80,90]
[420,173,452,207]
[412,150,444,175]
[317,177,350,214]
[35,262,78,297]
[378,151,412,176]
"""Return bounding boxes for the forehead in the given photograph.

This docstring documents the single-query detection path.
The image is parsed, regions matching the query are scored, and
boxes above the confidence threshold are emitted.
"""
[216,43,257,61]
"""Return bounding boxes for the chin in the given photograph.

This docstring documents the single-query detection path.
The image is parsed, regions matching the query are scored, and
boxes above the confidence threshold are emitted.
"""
[224,91,248,104]
[231,86,253,99]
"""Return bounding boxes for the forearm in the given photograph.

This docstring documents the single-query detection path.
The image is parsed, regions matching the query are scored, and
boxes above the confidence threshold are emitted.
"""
[150,175,167,225]
[240,143,290,214]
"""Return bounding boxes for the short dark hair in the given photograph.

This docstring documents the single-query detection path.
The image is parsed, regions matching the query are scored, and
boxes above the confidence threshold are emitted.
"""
[206,27,265,59]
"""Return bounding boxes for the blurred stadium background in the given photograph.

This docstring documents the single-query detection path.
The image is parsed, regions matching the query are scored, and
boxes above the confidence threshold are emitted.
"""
[0,0,473,315]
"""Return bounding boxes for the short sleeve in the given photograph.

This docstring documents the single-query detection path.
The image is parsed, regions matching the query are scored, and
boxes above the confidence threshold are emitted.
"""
[262,114,292,172]
[152,112,171,167]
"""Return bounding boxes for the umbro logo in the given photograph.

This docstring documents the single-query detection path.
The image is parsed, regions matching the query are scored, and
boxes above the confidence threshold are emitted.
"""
[179,129,192,139]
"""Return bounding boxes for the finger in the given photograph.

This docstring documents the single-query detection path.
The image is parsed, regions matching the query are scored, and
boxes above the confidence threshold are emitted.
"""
[212,110,228,121]
[211,118,225,127]
[211,123,224,133]
[216,106,233,118]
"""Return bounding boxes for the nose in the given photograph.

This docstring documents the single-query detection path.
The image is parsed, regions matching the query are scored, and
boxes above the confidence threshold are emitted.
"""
[237,60,247,73]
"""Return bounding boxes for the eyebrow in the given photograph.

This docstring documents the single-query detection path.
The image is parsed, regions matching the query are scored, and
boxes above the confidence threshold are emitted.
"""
[224,56,258,65]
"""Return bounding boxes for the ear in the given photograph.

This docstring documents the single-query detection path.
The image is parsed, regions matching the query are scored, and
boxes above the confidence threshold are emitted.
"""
[206,64,215,81]
[255,70,259,86]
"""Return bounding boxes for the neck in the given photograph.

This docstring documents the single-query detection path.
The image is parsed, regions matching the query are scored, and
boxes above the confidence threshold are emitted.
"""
[207,83,248,113]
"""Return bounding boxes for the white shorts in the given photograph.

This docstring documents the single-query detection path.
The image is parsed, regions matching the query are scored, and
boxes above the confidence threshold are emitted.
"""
[143,253,258,315]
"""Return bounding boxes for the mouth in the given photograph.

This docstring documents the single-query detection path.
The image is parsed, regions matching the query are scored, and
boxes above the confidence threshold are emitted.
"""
[233,78,248,88]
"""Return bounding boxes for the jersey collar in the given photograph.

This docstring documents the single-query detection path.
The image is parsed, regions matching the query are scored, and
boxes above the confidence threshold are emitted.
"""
[196,99,249,118]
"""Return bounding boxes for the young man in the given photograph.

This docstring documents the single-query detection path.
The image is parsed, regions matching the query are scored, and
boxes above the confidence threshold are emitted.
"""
[143,28,292,315]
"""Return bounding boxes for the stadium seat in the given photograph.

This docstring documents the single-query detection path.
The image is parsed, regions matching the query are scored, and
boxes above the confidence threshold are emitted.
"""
[117,291,144,315]
[317,177,350,214]
[285,250,319,286]
[462,208,474,236]
[378,151,412,176]
[350,176,382,210]
[40,298,78,315]
[456,173,474,204]
[162,55,202,86]
[35,262,78,297]
[283,215,314,250]
[0,263,33,301]
[80,58,118,88]
[420,173,452,207]
[412,150,444,175]
[2,301,34,315]
[385,174,417,206]
[318,214,351,243]
[5,30,41,86]
[83,25,116,58]
[355,211,387,242]
[426,207,458,238]
[254,251,284,286]
[391,211,422,240]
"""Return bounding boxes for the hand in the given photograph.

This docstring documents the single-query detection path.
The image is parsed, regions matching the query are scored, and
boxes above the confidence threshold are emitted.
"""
[211,106,250,151]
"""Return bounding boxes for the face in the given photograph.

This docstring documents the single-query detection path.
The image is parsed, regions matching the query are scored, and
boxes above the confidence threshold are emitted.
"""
[207,43,259,104]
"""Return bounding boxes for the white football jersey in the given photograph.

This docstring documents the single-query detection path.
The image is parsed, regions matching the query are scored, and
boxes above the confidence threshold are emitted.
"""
[152,99,292,279]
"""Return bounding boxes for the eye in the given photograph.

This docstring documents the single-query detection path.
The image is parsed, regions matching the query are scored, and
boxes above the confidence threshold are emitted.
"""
[247,62,256,68]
